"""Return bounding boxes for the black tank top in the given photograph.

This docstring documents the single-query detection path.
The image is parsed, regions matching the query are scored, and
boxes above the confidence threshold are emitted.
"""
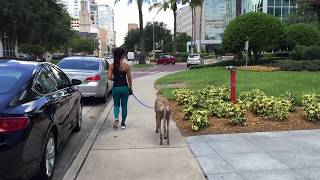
[113,68,128,87]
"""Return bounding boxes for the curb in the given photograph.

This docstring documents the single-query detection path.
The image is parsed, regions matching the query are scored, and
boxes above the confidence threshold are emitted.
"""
[62,101,113,180]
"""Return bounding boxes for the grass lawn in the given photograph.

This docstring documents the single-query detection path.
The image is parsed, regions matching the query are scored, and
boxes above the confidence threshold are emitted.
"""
[156,67,320,105]
[132,64,154,69]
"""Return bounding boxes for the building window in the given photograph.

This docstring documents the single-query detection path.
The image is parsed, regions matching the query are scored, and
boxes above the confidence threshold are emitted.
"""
[283,0,289,6]
[282,7,289,18]
[275,7,281,17]
[268,0,274,6]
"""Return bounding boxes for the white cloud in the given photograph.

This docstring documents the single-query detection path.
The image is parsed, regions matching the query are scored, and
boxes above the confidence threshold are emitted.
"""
[96,0,175,46]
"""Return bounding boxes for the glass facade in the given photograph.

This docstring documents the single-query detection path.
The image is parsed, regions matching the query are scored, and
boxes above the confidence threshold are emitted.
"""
[242,0,263,13]
[267,0,296,20]
[204,0,226,40]
[225,0,237,26]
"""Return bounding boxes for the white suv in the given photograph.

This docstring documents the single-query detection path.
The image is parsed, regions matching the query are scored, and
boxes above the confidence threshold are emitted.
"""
[187,54,204,67]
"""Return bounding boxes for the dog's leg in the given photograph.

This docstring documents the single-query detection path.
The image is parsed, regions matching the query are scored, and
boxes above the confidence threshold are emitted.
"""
[167,118,170,145]
[163,116,167,139]
[159,119,163,145]
[155,114,159,133]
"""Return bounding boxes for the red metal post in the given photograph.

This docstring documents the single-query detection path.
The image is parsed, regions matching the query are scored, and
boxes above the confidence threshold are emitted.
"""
[230,69,237,103]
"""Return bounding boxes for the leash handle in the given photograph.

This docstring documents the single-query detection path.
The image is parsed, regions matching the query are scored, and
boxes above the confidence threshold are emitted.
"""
[132,93,154,109]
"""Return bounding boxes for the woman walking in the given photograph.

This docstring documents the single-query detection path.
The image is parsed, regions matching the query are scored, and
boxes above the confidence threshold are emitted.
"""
[108,48,133,129]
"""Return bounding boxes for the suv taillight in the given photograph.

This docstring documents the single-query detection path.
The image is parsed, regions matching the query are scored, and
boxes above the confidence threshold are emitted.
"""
[85,75,100,82]
[0,117,29,133]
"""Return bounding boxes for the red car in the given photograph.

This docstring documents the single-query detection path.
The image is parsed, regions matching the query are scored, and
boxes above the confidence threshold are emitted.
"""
[157,55,176,65]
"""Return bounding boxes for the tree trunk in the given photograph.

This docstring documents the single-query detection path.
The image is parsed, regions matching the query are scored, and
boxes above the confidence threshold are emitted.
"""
[199,0,204,53]
[138,1,145,64]
[193,8,197,53]
[173,8,177,56]
[236,0,242,16]
[191,7,194,53]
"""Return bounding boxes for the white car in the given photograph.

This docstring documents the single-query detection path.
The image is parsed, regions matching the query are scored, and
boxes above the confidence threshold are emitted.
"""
[58,57,113,102]
[187,54,204,67]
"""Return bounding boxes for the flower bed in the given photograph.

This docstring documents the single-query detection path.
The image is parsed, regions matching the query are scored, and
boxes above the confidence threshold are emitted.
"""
[238,65,280,72]
[171,86,319,133]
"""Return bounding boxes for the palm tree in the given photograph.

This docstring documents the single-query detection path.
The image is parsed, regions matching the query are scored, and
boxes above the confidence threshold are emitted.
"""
[115,0,149,64]
[150,0,181,56]
[184,0,202,53]
[189,0,199,53]
[198,0,204,53]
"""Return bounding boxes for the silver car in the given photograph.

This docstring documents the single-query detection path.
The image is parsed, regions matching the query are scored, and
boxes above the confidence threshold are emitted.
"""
[187,54,204,67]
[58,57,113,102]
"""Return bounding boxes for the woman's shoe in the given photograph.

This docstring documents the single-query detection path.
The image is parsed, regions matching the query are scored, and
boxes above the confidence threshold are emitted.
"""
[120,124,126,129]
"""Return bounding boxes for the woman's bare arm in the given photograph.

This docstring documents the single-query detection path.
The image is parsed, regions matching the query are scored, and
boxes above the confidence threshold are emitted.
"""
[108,64,113,81]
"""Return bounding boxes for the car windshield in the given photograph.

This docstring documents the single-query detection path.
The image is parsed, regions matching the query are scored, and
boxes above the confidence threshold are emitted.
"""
[0,67,24,94]
[189,55,199,58]
[58,59,100,71]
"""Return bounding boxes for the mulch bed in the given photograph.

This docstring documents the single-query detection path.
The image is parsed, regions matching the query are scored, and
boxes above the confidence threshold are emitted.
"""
[170,101,320,137]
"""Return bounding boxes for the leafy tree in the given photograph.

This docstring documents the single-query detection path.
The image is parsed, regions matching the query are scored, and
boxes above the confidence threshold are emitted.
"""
[0,0,72,53]
[144,22,172,52]
[177,32,192,52]
[223,12,285,60]
[122,21,172,53]
[286,23,320,50]
[150,0,185,56]
[123,29,140,52]
[115,0,150,64]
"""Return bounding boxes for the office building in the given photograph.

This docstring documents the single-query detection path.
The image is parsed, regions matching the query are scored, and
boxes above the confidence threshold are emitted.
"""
[128,23,139,32]
[177,0,226,52]
[61,0,81,18]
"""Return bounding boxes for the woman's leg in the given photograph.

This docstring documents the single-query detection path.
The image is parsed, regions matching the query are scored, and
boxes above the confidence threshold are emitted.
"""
[120,87,129,125]
[112,87,121,120]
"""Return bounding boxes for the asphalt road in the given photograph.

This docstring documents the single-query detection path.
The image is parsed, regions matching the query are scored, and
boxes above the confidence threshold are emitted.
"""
[43,63,186,180]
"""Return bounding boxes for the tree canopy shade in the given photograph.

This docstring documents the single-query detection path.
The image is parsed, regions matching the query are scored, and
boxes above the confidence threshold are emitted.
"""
[0,0,72,51]
[286,23,320,50]
[223,12,285,60]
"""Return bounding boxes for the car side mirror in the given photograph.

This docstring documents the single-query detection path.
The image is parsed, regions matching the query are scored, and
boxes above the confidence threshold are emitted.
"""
[71,79,82,86]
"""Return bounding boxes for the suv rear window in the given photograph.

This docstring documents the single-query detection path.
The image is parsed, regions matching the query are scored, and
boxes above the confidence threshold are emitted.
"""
[0,68,24,94]
[58,59,100,71]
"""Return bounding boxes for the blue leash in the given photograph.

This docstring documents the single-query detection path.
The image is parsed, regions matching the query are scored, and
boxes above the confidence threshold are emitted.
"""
[132,93,154,109]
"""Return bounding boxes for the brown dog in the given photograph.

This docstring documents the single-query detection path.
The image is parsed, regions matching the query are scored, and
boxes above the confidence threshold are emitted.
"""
[155,95,171,145]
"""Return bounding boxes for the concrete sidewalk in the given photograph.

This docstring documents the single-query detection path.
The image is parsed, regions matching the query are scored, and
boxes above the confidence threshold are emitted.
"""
[187,130,320,180]
[76,73,205,180]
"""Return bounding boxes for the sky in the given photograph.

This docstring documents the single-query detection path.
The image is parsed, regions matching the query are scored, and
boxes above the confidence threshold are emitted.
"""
[96,0,178,46]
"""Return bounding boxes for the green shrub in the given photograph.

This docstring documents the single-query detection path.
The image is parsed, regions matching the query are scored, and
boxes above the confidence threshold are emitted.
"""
[172,88,195,105]
[223,12,285,61]
[291,46,320,60]
[240,89,291,120]
[286,24,320,50]
[227,103,247,126]
[268,60,320,71]
[281,92,296,112]
[303,94,320,122]
[190,109,209,131]
[189,59,279,70]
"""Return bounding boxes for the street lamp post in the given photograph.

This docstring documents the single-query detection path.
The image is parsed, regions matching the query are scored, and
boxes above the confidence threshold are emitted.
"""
[153,17,155,60]
[152,13,159,60]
